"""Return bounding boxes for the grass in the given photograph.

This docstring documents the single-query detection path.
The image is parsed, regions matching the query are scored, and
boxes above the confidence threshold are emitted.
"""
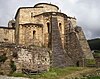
[85,59,96,66]
[40,67,85,79]
[11,73,27,77]
[10,67,100,79]
[11,67,85,79]
[86,76,100,79]
[80,75,100,79]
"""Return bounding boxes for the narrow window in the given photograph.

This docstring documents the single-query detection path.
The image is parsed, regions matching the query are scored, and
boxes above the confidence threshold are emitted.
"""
[47,23,50,33]
[33,30,36,39]
[12,23,15,28]
[31,12,33,18]
[4,38,8,42]
[59,23,62,31]
[45,58,47,61]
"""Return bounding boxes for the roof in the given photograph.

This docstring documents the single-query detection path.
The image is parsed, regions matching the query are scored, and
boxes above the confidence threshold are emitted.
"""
[34,12,67,18]
[15,7,33,19]
[0,26,15,29]
[20,23,43,27]
[15,6,44,19]
[67,16,76,20]
[15,3,59,19]
[34,3,59,10]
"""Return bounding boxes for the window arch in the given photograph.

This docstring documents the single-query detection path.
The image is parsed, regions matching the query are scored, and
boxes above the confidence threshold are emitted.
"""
[59,23,62,31]
[47,22,50,33]
[31,12,33,18]
[33,30,36,39]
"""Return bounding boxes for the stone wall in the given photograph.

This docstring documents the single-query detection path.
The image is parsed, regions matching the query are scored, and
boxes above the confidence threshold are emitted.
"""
[94,55,100,67]
[34,3,58,12]
[15,4,58,25]
[64,20,84,66]
[0,28,15,43]
[42,13,67,48]
[51,16,74,67]
[15,10,20,44]
[0,43,50,75]
[64,19,95,66]
[75,26,94,59]
[67,18,77,28]
[64,31,84,66]
[15,46,50,73]
[18,24,43,46]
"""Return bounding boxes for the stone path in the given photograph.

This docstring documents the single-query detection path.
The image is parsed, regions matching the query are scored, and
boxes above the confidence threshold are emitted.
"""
[0,68,99,79]
[0,75,29,79]
[61,68,97,79]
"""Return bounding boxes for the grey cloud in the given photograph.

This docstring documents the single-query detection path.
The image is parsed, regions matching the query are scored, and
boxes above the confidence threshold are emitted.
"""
[0,0,100,39]
[68,0,100,39]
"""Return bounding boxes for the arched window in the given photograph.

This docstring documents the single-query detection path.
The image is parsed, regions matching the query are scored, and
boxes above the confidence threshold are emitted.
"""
[31,12,33,18]
[33,30,36,39]
[47,23,50,33]
[59,23,62,31]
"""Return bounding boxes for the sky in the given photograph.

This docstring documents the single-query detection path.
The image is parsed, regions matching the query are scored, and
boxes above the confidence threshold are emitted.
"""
[0,0,100,39]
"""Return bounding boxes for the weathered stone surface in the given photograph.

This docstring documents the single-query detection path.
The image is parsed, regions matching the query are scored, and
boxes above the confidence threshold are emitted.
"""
[0,28,15,43]
[0,43,50,75]
[94,55,100,67]
[51,17,73,67]
[15,46,50,72]
[75,26,94,59]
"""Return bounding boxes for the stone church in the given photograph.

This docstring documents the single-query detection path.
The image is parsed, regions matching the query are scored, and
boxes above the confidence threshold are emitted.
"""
[0,3,94,74]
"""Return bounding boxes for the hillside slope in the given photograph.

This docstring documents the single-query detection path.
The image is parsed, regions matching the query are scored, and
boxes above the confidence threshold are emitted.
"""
[88,38,100,50]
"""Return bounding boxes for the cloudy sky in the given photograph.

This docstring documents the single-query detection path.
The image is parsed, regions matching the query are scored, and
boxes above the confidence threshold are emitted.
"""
[0,0,100,39]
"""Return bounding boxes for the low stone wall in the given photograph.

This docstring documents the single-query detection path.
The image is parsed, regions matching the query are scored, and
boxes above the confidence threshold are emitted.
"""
[0,43,50,75]
[94,56,100,67]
